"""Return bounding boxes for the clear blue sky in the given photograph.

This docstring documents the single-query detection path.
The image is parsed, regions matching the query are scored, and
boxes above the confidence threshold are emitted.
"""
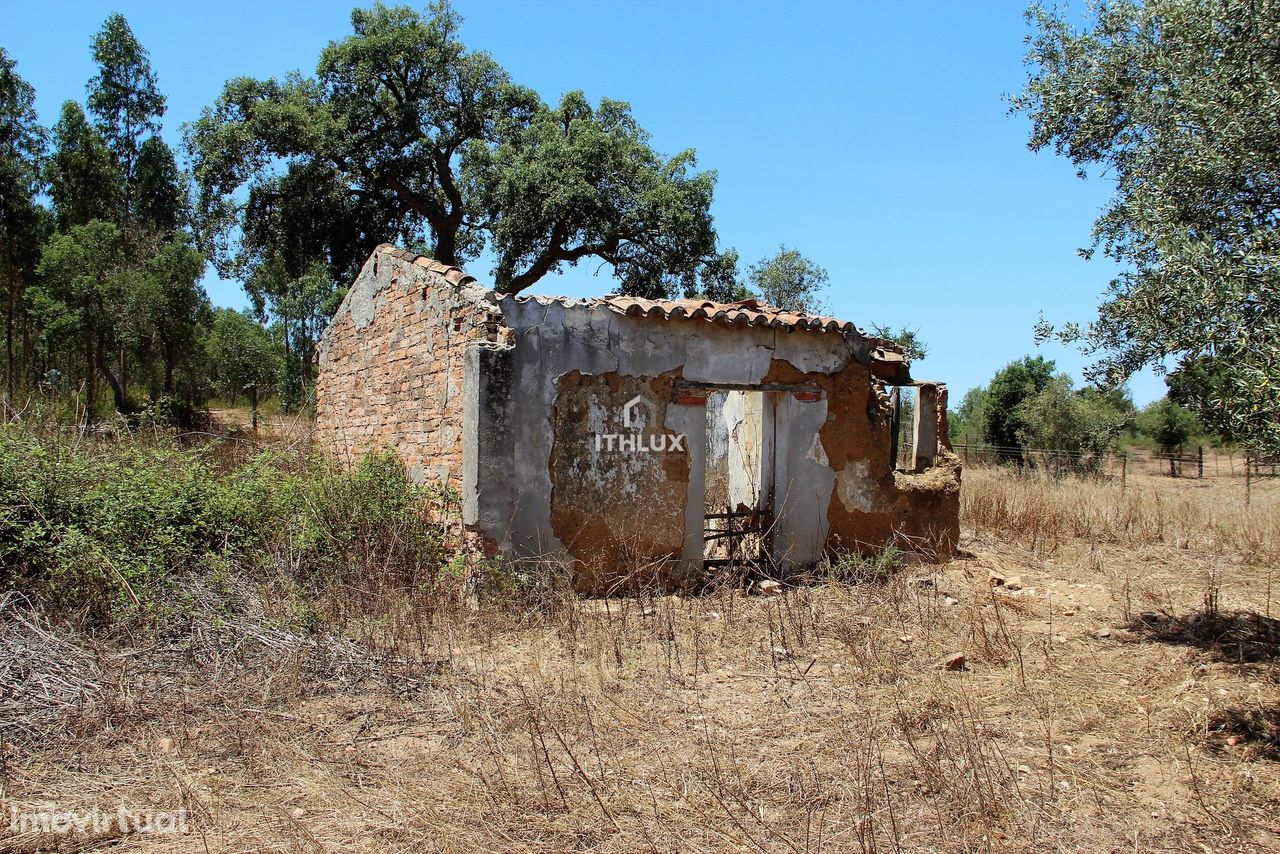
[3,0,1165,405]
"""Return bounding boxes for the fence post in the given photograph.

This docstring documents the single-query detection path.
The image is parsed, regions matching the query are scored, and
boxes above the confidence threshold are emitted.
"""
[1246,452,1252,508]
[1121,452,1127,492]
[963,434,969,465]
[1198,445,1204,479]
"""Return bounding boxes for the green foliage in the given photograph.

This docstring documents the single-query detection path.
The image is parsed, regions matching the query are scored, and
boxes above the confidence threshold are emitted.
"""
[1015,374,1128,469]
[134,238,212,406]
[827,543,903,585]
[14,14,217,422]
[187,0,720,298]
[746,245,830,314]
[983,356,1056,459]
[1137,397,1199,452]
[32,219,211,417]
[0,425,451,628]
[292,450,449,590]
[958,358,1133,468]
[1015,0,1280,454]
[870,324,929,361]
[243,258,338,410]
[205,308,279,427]
[0,50,46,247]
[88,11,166,228]
[0,427,226,621]
[33,220,130,407]
[0,48,49,401]
[88,14,165,156]
[0,49,44,172]
[471,91,718,298]
[134,136,185,233]
[45,102,119,230]
[1165,355,1236,445]
[952,386,990,442]
[686,248,753,303]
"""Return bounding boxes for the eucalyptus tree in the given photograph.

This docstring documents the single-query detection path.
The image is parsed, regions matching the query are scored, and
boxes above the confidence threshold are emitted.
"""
[44,102,117,231]
[0,49,48,405]
[88,12,165,233]
[33,220,131,412]
[35,16,209,418]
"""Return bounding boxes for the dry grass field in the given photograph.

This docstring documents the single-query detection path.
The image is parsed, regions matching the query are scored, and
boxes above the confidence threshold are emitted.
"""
[3,466,1279,852]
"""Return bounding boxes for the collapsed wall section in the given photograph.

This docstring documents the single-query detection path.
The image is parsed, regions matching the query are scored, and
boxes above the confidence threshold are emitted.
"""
[314,245,511,491]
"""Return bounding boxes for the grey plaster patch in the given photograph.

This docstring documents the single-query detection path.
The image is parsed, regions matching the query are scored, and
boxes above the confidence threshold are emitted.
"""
[804,432,830,469]
[348,256,398,330]
[835,460,879,513]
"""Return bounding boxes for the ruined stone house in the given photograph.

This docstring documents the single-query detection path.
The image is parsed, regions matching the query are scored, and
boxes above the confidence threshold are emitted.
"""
[315,244,961,593]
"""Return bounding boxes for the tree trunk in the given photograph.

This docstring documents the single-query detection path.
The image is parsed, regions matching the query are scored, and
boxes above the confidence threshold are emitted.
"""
[433,229,458,267]
[5,263,14,415]
[282,324,293,414]
[118,345,128,407]
[249,388,259,433]
[96,347,127,413]
[20,310,31,394]
[162,337,174,395]
[85,327,97,418]
[300,330,313,386]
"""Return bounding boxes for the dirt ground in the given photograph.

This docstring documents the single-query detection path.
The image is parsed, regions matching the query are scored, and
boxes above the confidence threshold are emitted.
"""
[2,468,1278,852]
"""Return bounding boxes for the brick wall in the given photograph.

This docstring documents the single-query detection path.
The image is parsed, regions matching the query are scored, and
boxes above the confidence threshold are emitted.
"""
[314,246,509,491]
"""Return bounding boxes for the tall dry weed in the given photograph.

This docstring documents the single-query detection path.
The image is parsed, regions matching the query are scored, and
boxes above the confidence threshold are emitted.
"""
[961,466,1279,563]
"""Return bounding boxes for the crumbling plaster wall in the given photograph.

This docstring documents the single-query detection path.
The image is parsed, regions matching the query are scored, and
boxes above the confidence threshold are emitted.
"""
[314,247,509,490]
[718,390,772,514]
[466,298,959,592]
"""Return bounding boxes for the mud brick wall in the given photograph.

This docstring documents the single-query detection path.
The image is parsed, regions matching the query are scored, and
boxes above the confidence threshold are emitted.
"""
[315,246,509,490]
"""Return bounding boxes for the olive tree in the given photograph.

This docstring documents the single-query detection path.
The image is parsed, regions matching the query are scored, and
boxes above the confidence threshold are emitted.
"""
[1015,0,1280,453]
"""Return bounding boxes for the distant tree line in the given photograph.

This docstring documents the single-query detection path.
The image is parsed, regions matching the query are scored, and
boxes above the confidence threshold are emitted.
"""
[949,355,1210,472]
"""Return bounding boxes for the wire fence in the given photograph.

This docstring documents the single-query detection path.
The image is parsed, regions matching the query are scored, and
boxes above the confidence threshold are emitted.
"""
[951,439,1279,483]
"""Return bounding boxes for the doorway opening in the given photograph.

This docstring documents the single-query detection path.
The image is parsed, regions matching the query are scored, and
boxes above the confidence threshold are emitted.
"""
[703,389,774,574]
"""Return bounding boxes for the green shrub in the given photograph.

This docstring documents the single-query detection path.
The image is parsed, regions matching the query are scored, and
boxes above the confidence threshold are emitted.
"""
[827,544,904,585]
[0,425,453,628]
[292,450,451,591]
[0,428,225,619]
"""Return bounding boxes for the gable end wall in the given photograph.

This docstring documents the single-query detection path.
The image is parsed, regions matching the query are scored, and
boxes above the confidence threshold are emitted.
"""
[314,249,510,489]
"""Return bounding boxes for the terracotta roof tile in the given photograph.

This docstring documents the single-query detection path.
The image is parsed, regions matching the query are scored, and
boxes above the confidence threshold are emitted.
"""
[502,293,905,355]
[373,245,903,356]
[375,244,476,287]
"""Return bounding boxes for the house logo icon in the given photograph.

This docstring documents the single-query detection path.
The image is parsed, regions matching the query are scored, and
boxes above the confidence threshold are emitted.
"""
[593,393,685,453]
[622,394,657,429]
